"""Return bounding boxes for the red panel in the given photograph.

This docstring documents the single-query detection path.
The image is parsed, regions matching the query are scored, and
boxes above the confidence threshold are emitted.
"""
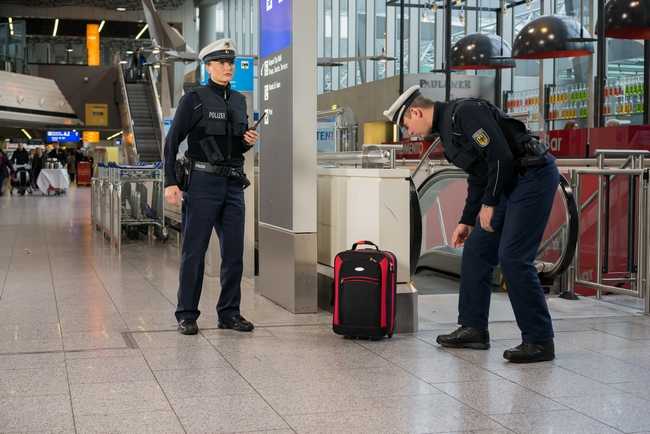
[333,256,342,325]
[379,258,388,328]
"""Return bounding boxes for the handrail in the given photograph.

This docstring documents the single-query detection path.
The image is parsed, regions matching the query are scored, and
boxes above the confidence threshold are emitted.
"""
[145,65,166,161]
[116,63,138,163]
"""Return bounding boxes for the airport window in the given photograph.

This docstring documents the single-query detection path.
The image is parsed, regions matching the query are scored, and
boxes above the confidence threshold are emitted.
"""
[356,0,367,85]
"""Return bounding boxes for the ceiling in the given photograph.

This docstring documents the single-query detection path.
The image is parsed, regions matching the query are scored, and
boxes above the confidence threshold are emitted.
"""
[1,0,185,10]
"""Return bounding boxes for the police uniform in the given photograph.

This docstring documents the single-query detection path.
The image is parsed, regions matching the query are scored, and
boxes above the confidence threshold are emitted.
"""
[164,39,254,334]
[385,86,559,363]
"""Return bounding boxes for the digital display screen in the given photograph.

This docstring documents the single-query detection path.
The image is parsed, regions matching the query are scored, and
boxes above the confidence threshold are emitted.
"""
[45,130,81,143]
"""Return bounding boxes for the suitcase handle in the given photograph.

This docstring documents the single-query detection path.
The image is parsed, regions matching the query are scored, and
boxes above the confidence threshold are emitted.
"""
[352,240,379,250]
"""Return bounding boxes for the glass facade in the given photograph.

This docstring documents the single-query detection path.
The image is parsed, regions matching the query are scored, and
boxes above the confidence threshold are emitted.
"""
[209,0,647,126]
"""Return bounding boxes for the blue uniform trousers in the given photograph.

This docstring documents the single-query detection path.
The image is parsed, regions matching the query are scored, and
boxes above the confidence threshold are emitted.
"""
[175,171,245,322]
[458,154,559,343]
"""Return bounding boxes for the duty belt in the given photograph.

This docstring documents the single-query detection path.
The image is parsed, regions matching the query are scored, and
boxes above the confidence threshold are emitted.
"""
[192,161,250,189]
[192,161,243,177]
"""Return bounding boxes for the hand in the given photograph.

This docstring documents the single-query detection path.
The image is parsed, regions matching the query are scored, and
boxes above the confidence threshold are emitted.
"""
[479,205,495,232]
[165,185,182,206]
[243,130,258,145]
[451,224,473,248]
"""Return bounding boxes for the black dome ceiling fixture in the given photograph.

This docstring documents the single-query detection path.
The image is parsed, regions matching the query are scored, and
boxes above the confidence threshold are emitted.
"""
[513,15,594,59]
[450,33,516,70]
[605,0,650,40]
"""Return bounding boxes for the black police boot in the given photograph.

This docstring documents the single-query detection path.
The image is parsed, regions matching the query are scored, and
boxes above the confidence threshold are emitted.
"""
[177,319,199,335]
[503,341,555,363]
[218,315,255,332]
[436,326,490,350]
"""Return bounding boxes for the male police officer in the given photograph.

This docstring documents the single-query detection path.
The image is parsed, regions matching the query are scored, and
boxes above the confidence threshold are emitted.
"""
[385,86,559,363]
[164,39,257,335]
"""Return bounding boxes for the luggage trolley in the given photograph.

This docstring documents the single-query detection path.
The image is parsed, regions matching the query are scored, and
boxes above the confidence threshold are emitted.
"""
[108,162,166,251]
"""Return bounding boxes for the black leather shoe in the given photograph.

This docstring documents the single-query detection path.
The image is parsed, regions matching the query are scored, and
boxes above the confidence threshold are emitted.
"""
[436,326,490,350]
[218,315,254,332]
[503,341,555,363]
[177,319,198,335]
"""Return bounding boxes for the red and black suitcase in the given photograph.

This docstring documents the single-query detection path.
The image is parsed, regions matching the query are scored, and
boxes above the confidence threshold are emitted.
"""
[333,241,397,339]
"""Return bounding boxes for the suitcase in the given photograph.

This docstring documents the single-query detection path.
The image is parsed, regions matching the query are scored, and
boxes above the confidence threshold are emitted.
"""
[333,240,397,339]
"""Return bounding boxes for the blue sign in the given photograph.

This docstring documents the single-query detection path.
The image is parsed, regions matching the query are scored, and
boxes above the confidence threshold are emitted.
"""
[317,117,337,153]
[45,130,80,143]
[199,57,254,93]
[260,0,292,58]
[231,57,254,92]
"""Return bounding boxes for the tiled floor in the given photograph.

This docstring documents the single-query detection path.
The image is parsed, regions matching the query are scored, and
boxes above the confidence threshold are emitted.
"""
[1,187,650,434]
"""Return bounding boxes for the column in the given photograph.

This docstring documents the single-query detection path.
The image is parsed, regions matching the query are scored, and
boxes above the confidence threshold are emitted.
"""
[258,0,318,313]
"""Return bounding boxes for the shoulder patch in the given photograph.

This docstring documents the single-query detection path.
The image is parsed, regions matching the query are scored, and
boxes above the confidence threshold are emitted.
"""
[472,129,490,147]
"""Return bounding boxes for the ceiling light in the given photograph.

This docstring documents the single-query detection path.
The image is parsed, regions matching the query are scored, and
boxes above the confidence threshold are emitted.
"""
[106,131,123,141]
[119,60,128,64]
[135,24,149,40]
[126,50,134,55]
[604,0,650,39]
[513,15,594,59]
[21,129,32,140]
[450,33,516,70]
[8,17,14,36]
[116,7,127,12]
[152,48,160,54]
[52,18,59,37]
[98,20,105,33]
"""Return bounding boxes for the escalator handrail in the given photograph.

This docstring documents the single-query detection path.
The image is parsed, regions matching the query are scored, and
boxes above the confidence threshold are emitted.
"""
[413,168,579,283]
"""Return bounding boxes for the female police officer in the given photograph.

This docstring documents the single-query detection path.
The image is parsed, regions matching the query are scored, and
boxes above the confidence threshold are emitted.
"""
[164,39,257,335]
[385,86,559,363]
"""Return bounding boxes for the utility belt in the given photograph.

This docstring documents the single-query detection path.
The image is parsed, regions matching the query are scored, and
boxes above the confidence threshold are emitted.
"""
[192,161,251,189]
[514,136,550,174]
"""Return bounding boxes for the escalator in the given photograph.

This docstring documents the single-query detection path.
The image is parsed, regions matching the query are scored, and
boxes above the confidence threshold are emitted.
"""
[125,82,162,162]
[116,64,165,163]
[410,140,579,293]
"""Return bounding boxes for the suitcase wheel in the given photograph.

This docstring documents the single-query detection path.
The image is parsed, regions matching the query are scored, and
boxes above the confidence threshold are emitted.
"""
[369,336,383,341]
[387,333,393,339]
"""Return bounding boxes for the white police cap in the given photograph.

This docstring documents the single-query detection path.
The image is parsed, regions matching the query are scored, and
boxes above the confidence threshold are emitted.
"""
[199,38,237,62]
[383,85,422,125]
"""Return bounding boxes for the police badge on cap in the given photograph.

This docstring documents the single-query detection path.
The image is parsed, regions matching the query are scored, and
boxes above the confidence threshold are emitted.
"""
[199,38,237,63]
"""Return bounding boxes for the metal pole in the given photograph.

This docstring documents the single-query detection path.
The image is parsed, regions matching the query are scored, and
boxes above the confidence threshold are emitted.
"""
[645,172,650,315]
[494,2,503,108]
[594,0,606,128]
[445,0,452,102]
[637,159,646,300]
[643,40,650,125]
[596,154,604,298]
[399,0,405,94]
[566,169,579,298]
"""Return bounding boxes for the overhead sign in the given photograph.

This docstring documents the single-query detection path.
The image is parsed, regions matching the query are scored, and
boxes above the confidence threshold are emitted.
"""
[83,131,100,143]
[260,0,292,58]
[45,130,81,143]
[85,103,108,127]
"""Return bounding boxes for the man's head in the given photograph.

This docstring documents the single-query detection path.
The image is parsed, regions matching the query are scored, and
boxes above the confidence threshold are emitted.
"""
[199,39,237,86]
[17,143,24,150]
[383,85,435,138]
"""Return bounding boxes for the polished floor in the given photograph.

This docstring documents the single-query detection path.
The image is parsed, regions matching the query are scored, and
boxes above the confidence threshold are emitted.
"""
[2,188,650,434]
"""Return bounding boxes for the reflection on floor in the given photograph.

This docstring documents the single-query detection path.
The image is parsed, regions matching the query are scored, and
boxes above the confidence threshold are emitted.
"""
[2,187,650,434]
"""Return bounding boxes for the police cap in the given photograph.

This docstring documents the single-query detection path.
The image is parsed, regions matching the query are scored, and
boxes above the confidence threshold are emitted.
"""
[383,85,422,126]
[199,38,237,63]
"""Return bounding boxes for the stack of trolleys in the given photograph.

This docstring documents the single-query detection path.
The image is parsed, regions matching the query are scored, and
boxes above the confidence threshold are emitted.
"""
[108,162,167,251]
[92,163,111,237]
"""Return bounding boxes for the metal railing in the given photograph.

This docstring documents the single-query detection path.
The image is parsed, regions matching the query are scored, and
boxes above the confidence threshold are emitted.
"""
[566,150,650,314]
[145,65,166,161]
[116,62,138,164]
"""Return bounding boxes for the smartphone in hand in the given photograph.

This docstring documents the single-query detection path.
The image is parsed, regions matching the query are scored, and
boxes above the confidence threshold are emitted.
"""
[248,111,267,131]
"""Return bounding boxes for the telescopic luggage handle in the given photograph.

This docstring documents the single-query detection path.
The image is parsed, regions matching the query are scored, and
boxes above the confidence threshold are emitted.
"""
[352,240,379,250]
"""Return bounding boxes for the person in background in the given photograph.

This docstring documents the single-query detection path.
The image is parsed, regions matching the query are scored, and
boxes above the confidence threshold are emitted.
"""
[11,143,30,165]
[48,143,67,166]
[0,148,13,196]
[67,149,76,183]
[31,147,43,188]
